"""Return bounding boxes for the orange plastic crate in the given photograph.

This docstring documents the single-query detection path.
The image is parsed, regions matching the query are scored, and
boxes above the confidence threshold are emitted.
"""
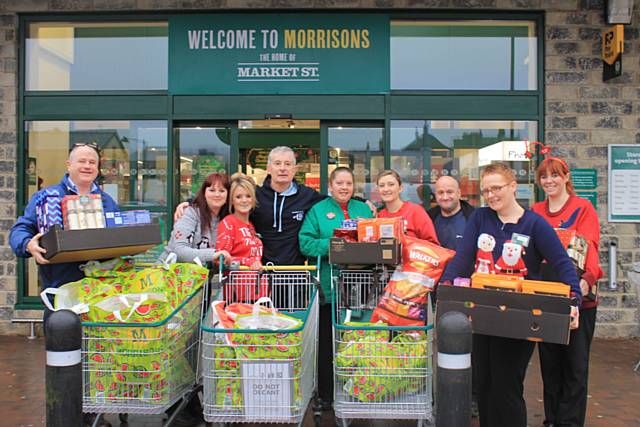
[521,280,570,297]
[471,273,522,292]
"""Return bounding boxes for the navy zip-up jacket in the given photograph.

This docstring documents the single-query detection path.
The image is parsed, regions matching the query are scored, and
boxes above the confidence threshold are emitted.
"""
[252,176,324,265]
[10,174,119,290]
[441,207,582,304]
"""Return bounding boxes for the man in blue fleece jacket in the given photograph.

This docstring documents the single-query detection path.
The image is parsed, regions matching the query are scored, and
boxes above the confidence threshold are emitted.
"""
[10,144,118,322]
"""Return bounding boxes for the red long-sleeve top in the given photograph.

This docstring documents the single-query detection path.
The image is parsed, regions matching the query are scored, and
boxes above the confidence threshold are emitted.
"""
[216,214,263,267]
[378,201,440,245]
[532,195,603,309]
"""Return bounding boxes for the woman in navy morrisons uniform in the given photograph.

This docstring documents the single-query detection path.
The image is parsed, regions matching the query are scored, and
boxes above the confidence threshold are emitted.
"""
[440,162,581,427]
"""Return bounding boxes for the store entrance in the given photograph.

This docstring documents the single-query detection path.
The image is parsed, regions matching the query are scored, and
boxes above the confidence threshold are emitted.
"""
[238,119,321,191]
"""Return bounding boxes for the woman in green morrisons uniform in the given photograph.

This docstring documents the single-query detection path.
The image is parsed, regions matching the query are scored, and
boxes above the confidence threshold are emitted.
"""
[299,166,373,410]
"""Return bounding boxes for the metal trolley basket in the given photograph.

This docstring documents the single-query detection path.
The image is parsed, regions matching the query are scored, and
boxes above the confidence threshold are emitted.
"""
[201,263,320,426]
[81,284,205,426]
[331,266,435,427]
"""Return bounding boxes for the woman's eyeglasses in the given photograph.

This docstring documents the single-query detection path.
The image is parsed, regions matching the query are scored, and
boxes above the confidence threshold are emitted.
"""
[480,183,510,196]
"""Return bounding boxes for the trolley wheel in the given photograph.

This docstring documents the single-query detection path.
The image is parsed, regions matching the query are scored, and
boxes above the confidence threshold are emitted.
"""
[118,413,128,423]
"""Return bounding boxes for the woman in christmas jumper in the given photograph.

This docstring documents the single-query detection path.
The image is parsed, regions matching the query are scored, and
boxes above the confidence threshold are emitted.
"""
[533,157,603,427]
[440,163,581,427]
[159,173,231,265]
[375,169,439,244]
[299,167,374,410]
[216,173,263,269]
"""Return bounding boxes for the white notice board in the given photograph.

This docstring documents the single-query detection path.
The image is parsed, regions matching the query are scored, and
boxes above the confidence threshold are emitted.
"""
[608,144,640,222]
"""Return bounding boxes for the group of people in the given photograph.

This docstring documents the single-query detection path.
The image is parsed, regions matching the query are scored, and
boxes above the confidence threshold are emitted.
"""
[11,143,601,427]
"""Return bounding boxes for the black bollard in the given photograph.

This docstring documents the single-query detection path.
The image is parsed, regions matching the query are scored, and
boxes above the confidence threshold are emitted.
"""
[45,309,83,427]
[436,311,472,427]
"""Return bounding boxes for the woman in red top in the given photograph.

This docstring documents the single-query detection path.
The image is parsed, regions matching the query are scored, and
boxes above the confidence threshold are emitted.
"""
[216,173,263,269]
[376,169,439,244]
[532,158,603,427]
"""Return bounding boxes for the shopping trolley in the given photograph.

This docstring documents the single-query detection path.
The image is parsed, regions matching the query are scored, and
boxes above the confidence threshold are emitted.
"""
[81,262,208,427]
[331,265,435,427]
[201,261,320,426]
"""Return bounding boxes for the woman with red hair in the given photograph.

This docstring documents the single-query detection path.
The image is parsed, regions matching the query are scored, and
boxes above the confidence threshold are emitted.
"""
[533,157,603,427]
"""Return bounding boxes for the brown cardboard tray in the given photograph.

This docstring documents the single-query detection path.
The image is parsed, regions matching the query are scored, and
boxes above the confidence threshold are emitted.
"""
[40,224,161,264]
[436,285,571,345]
[329,238,400,265]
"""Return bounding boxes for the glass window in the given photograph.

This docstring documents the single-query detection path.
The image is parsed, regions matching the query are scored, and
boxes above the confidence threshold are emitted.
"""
[25,120,168,206]
[175,126,231,201]
[328,126,385,202]
[26,21,168,91]
[391,20,537,90]
[391,120,538,209]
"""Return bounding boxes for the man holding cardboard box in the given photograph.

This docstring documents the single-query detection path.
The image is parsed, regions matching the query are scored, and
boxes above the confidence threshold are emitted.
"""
[10,143,118,322]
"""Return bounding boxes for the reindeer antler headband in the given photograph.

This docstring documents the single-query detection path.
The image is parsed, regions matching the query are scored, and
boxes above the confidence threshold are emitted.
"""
[523,141,569,171]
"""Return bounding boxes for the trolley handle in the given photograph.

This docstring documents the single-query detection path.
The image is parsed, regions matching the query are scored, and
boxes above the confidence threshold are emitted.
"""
[237,264,318,271]
[220,258,319,272]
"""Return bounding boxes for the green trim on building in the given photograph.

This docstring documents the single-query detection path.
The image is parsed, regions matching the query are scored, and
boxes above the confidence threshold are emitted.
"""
[15,10,545,309]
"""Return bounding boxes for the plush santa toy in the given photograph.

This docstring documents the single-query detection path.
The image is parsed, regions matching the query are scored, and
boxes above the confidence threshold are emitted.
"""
[495,240,528,278]
[475,233,496,274]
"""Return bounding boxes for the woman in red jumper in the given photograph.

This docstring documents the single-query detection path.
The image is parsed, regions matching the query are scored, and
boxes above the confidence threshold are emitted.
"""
[533,157,603,427]
[216,173,263,270]
[375,169,439,244]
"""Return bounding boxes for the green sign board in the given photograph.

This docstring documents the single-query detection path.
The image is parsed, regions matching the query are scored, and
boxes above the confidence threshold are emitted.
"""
[608,144,640,222]
[169,14,389,95]
[191,155,226,195]
[570,168,597,189]
[576,191,598,209]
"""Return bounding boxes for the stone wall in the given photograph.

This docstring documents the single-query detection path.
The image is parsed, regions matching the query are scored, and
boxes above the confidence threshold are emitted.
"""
[0,0,638,337]
[544,1,640,338]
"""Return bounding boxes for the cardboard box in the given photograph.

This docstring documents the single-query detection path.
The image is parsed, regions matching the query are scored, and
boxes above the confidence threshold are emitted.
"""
[40,224,161,264]
[436,285,571,345]
[329,238,400,265]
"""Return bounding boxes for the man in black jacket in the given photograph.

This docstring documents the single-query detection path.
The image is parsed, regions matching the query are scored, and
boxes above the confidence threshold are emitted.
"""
[427,175,478,417]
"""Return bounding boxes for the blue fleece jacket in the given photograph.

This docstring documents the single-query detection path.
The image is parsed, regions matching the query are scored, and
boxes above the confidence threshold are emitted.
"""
[441,207,581,304]
[10,175,119,290]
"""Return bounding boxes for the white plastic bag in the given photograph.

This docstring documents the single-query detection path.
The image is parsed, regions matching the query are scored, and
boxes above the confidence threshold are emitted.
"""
[234,297,300,330]
[40,286,90,314]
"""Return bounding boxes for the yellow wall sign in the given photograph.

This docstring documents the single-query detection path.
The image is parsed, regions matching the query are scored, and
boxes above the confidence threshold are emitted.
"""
[602,24,624,65]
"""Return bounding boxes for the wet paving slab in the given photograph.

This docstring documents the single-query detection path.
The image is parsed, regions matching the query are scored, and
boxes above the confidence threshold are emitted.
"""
[0,336,637,426]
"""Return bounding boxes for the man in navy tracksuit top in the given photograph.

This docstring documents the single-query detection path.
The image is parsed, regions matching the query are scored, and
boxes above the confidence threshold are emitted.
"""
[252,154,323,265]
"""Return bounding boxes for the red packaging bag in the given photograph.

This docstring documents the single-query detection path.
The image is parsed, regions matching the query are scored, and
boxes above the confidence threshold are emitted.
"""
[357,218,404,242]
[371,236,455,326]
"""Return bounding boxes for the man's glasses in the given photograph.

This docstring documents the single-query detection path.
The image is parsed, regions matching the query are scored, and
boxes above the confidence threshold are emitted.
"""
[70,142,101,157]
[480,183,510,196]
